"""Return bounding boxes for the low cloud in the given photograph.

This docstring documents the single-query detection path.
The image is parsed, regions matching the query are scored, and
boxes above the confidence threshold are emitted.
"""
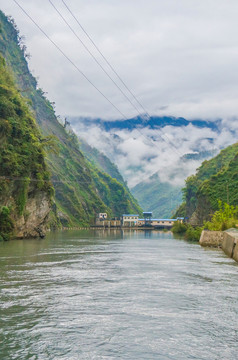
[70,117,238,188]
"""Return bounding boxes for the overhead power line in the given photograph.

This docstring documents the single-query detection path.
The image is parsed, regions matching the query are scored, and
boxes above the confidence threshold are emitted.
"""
[60,0,184,157]
[13,0,128,121]
[13,0,182,157]
[49,0,142,116]
[61,0,149,117]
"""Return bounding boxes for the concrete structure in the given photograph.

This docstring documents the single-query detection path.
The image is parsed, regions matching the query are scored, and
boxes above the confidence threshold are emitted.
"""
[97,213,107,220]
[222,229,238,260]
[95,212,184,229]
[122,214,139,227]
[110,220,121,227]
[199,228,238,263]
[95,219,121,228]
[138,218,183,228]
[199,230,224,247]
[143,212,152,226]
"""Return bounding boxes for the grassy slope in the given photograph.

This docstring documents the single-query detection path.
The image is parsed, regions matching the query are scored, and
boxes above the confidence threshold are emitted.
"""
[0,11,141,225]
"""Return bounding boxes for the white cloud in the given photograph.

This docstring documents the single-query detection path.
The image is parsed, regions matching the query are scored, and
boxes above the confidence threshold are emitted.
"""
[1,0,238,187]
[70,117,238,188]
[1,0,238,120]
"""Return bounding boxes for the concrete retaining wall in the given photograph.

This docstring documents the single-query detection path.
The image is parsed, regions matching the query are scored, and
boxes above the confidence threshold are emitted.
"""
[222,232,237,258]
[199,229,238,263]
[199,230,224,247]
[232,243,238,262]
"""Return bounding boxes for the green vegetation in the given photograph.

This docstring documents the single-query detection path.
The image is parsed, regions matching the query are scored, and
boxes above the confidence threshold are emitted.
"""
[203,201,238,231]
[171,221,187,234]
[0,52,53,238]
[0,10,142,229]
[171,221,202,242]
[175,142,238,224]
[79,139,142,216]
[172,201,238,242]
[131,173,182,218]
[79,138,126,185]
[0,206,14,241]
[184,225,202,242]
[90,166,142,217]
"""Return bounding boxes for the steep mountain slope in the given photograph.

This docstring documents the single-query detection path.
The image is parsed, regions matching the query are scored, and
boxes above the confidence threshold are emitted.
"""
[0,11,141,226]
[131,173,182,218]
[79,138,141,215]
[79,138,125,185]
[176,142,238,224]
[0,55,53,238]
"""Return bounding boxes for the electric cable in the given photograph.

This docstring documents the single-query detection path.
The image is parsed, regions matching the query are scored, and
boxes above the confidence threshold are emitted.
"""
[61,0,149,117]
[13,0,182,157]
[60,0,184,157]
[49,0,142,116]
[13,0,128,121]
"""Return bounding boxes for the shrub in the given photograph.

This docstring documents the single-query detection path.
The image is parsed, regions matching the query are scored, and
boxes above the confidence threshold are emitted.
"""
[184,225,202,241]
[203,201,238,231]
[171,221,187,234]
[0,206,14,240]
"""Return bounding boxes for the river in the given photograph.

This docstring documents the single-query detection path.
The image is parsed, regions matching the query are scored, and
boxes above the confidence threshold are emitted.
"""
[0,229,237,359]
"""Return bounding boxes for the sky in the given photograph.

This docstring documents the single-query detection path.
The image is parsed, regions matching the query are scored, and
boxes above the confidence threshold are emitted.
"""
[1,0,238,120]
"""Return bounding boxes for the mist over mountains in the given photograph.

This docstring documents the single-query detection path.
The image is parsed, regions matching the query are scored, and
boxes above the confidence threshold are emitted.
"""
[69,115,236,190]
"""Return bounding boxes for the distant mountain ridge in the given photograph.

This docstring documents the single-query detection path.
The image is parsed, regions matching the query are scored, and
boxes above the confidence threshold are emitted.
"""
[71,116,221,132]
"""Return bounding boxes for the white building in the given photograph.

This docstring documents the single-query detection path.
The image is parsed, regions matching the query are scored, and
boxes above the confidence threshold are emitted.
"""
[97,213,107,220]
[122,214,139,227]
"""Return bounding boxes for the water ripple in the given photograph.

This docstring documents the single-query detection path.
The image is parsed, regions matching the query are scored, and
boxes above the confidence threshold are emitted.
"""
[0,230,238,359]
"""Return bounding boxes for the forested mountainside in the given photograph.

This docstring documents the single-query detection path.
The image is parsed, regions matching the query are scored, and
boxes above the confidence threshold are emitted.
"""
[79,138,125,185]
[175,142,238,224]
[131,173,182,218]
[0,55,53,239]
[79,138,141,215]
[0,10,142,230]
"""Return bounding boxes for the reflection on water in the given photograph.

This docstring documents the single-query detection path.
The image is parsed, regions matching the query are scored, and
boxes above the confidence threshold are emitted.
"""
[0,229,237,360]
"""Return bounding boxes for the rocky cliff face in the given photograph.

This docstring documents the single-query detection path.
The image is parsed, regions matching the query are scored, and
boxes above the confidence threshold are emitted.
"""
[0,53,53,239]
[3,190,51,238]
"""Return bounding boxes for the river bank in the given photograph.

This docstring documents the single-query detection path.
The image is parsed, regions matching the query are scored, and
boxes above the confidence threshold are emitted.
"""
[200,228,238,262]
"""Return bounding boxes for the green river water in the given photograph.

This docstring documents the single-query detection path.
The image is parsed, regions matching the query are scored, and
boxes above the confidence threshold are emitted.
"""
[0,229,237,359]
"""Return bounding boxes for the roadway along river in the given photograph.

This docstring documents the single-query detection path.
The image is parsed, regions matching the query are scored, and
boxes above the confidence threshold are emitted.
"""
[0,229,237,359]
